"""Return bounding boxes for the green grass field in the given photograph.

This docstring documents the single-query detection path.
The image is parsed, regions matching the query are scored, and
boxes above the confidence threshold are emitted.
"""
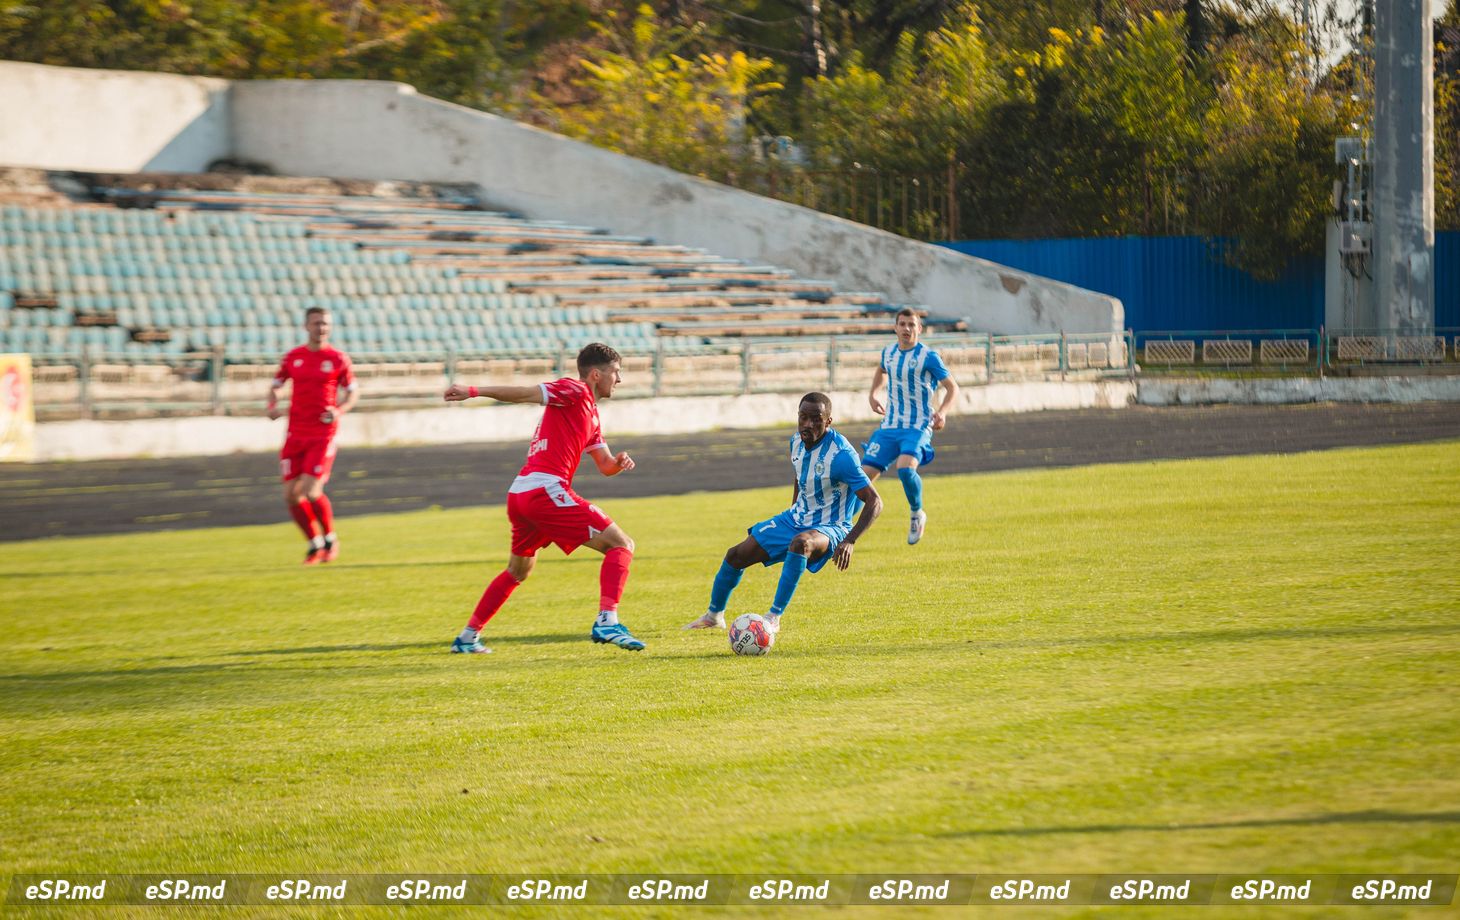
[2,442,1458,916]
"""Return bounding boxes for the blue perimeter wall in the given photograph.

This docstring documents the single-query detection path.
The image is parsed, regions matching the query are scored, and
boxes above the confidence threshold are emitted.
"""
[940,233,1459,332]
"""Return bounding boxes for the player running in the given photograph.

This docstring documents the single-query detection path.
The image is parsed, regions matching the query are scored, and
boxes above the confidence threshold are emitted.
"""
[863,307,959,545]
[444,343,644,654]
[268,307,358,565]
[684,392,882,635]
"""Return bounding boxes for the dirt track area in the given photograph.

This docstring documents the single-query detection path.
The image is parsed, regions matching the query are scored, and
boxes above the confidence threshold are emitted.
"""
[4,402,1460,543]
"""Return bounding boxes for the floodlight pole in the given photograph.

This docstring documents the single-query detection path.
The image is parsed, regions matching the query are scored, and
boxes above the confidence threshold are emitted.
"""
[1371,0,1435,335]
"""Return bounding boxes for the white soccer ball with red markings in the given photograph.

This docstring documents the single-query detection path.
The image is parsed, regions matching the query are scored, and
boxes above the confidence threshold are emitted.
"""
[729,613,774,656]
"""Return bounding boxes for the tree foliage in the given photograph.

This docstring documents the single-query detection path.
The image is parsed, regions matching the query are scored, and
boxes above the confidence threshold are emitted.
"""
[803,5,1000,170]
[1197,34,1341,276]
[534,4,781,178]
[2,0,1453,274]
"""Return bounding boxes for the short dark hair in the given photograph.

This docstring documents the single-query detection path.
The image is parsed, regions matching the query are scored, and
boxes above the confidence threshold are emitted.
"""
[895,307,923,325]
[305,306,328,320]
[577,342,621,376]
[799,391,832,415]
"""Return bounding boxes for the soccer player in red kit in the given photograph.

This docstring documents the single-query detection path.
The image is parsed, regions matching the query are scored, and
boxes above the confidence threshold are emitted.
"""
[268,307,359,564]
[443,342,643,653]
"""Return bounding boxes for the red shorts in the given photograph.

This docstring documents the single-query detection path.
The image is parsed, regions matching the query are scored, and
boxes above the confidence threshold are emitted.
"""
[506,481,613,557]
[280,434,337,483]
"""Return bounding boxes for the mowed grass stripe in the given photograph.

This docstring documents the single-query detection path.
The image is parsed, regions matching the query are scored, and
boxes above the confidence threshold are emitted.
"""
[0,442,1456,914]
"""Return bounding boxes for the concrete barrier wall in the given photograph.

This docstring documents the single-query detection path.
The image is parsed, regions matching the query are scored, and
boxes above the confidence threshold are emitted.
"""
[33,380,1137,461]
[229,80,1123,334]
[0,62,230,173]
[1137,376,1460,405]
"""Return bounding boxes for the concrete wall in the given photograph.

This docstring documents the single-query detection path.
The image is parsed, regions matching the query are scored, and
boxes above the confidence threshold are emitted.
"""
[1137,375,1460,406]
[229,80,1122,334]
[34,380,1136,461]
[0,62,230,173]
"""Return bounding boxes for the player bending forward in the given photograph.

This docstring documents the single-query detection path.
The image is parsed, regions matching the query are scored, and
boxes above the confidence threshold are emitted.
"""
[685,392,882,635]
[268,307,358,564]
[445,343,645,654]
[863,307,959,545]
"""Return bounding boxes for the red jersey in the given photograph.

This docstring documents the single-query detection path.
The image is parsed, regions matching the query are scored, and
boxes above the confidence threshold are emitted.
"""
[518,378,605,487]
[274,345,354,439]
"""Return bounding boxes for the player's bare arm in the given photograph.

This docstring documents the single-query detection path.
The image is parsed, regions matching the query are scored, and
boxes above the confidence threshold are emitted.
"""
[321,384,360,426]
[832,482,883,570]
[868,366,887,415]
[443,384,545,404]
[931,376,959,429]
[266,379,287,420]
[589,445,635,476]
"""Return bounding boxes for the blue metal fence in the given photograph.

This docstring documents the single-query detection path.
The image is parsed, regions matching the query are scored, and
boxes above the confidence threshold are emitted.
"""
[940,233,1458,331]
[1438,232,1459,328]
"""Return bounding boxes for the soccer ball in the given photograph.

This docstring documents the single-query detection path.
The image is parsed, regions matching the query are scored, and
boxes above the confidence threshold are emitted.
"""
[729,613,774,656]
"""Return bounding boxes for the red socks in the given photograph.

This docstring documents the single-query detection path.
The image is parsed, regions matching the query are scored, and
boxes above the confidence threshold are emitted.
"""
[289,499,320,540]
[599,547,633,612]
[469,570,522,631]
[311,494,334,536]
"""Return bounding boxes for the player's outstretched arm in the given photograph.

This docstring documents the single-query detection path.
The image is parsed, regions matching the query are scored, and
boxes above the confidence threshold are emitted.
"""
[868,366,887,416]
[589,445,635,477]
[443,384,545,404]
[833,483,883,570]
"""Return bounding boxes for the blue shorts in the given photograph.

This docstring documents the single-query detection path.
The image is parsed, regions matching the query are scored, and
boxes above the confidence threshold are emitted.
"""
[861,427,935,472]
[747,510,849,574]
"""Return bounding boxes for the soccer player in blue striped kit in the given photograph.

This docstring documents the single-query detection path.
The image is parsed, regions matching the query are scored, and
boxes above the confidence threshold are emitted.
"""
[684,392,883,634]
[863,307,960,544]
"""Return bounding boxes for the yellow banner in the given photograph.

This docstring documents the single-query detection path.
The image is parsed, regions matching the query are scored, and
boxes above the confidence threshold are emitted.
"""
[0,353,36,461]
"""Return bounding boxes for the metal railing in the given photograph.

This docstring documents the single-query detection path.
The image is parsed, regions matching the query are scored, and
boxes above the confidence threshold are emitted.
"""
[1135,327,1460,374]
[27,332,1137,419]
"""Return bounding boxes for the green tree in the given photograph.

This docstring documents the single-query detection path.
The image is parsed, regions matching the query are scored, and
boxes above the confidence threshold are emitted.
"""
[0,1,248,74]
[958,15,1206,238]
[803,3,1000,171]
[1197,34,1341,277]
[536,4,782,177]
[1437,1,1459,229]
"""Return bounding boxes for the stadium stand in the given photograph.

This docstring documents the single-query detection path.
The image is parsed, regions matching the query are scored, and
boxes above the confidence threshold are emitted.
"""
[0,182,964,370]
[2,174,1146,420]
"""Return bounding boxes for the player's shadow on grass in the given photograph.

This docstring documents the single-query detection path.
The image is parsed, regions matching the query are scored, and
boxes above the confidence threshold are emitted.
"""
[938,810,1460,838]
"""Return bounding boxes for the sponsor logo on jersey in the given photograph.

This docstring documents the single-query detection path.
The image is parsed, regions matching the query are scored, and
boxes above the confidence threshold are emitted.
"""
[321,360,333,372]
[527,438,548,457]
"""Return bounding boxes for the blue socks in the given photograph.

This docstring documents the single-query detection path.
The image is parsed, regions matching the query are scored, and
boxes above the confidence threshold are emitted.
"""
[769,552,808,615]
[898,466,924,513]
[708,560,744,613]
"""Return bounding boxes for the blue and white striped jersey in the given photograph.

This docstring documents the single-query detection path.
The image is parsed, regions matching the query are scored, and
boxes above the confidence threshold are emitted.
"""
[879,342,950,431]
[787,429,871,529]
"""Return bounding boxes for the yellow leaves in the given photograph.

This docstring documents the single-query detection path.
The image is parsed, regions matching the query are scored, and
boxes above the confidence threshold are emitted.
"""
[538,3,780,178]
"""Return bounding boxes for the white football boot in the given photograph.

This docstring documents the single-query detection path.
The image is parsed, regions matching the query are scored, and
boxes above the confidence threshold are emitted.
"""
[683,610,726,630]
[908,509,928,545]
